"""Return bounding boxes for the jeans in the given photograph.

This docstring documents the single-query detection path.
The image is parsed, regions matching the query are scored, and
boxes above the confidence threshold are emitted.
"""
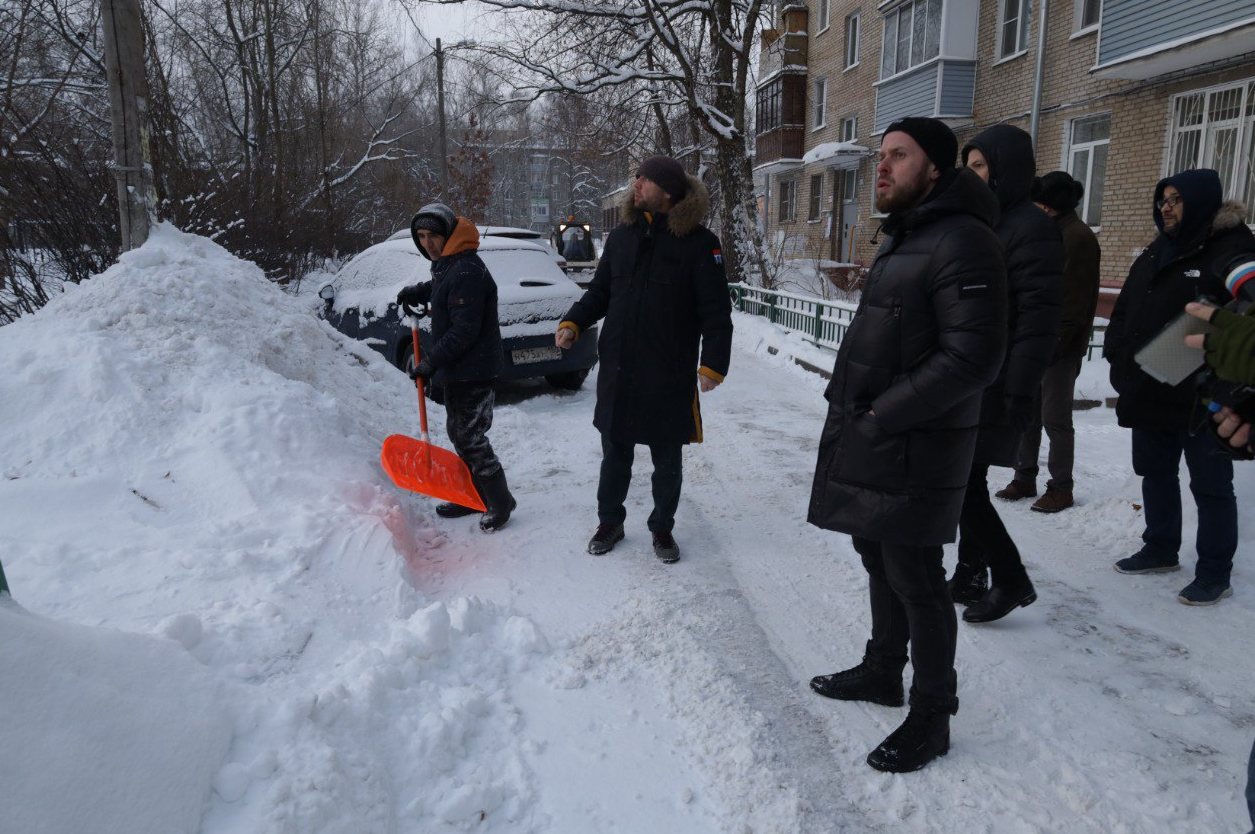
[1014,358,1081,490]
[443,381,502,480]
[1131,427,1237,586]
[596,435,683,533]
[853,536,958,715]
[957,464,1028,586]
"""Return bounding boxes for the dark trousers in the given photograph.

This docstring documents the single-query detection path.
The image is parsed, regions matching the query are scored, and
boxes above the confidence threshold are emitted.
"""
[957,464,1028,585]
[443,381,502,480]
[1132,427,1237,585]
[1014,357,1080,490]
[1247,735,1255,834]
[597,436,683,533]
[853,536,958,715]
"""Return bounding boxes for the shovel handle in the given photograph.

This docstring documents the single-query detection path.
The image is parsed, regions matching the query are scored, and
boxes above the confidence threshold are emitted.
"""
[411,326,430,441]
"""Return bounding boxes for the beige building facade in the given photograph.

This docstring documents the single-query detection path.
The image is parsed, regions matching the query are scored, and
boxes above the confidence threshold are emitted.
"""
[754,0,1255,298]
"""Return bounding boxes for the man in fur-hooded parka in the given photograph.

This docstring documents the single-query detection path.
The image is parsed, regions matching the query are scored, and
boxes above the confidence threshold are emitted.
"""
[557,156,732,559]
[1102,168,1253,601]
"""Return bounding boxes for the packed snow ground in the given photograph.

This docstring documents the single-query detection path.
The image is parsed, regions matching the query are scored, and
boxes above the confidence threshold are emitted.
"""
[1,226,1252,833]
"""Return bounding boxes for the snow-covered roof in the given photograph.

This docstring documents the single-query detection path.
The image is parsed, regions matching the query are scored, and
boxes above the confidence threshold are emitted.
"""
[801,142,870,166]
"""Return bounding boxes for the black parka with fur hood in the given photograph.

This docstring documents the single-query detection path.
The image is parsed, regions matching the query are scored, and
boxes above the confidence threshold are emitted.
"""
[962,125,1064,467]
[561,175,733,445]
[808,167,1008,546]
[1104,168,1255,429]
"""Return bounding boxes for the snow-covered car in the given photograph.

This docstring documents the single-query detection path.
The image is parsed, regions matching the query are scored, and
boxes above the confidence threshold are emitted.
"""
[477,226,566,270]
[318,235,598,390]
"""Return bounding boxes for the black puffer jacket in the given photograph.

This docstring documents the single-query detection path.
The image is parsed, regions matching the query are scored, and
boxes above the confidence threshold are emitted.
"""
[403,218,503,384]
[562,175,733,445]
[808,167,1008,546]
[962,125,1064,467]
[1105,169,1255,429]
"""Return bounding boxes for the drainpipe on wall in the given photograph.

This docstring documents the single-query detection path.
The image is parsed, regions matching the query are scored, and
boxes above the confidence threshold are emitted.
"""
[1029,0,1051,146]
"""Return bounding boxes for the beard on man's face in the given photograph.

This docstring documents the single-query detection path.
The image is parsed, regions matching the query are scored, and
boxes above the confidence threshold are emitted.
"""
[874,167,933,214]
[1162,216,1180,237]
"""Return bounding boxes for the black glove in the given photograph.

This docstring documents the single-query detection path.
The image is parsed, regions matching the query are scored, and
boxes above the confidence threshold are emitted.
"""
[408,358,435,383]
[395,285,428,316]
[1003,395,1035,434]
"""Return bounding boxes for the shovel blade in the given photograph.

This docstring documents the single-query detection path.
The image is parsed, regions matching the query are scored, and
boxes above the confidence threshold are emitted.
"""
[381,434,486,511]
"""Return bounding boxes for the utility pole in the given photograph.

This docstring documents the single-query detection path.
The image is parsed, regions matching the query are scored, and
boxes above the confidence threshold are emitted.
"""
[101,0,155,251]
[435,38,449,199]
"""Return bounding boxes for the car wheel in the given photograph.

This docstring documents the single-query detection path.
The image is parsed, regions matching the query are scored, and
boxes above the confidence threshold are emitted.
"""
[545,368,589,391]
[398,340,416,374]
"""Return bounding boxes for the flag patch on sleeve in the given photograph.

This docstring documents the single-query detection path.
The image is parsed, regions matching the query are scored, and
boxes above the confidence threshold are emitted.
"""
[712,249,723,264]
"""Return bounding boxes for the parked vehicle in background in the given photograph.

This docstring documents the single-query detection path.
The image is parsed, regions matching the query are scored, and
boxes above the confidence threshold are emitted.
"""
[318,235,598,390]
[554,218,599,287]
[476,226,566,270]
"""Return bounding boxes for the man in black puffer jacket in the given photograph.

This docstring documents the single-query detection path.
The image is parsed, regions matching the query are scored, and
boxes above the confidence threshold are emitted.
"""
[1104,169,1254,606]
[557,155,732,565]
[808,118,1006,773]
[395,203,514,532]
[949,125,1063,624]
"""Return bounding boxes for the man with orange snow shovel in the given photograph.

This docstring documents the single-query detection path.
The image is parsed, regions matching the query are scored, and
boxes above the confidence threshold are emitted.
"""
[395,203,515,531]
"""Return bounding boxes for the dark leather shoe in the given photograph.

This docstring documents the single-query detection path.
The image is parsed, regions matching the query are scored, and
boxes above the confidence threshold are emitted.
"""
[652,531,680,563]
[866,710,950,773]
[947,564,988,606]
[810,662,904,707]
[962,577,1037,623]
[587,524,625,555]
[1030,488,1073,513]
[994,480,1037,501]
[436,502,481,518]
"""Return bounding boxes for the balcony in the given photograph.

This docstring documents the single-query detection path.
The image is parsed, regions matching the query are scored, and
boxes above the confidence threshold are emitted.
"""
[759,30,809,81]
[873,59,977,134]
[1094,0,1255,79]
[755,129,806,169]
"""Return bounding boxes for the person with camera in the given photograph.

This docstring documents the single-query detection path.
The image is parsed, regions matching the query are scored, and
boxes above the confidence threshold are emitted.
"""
[1103,169,1254,605]
[395,202,515,532]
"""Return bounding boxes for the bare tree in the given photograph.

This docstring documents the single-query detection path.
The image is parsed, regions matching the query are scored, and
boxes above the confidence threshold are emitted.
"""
[416,0,770,284]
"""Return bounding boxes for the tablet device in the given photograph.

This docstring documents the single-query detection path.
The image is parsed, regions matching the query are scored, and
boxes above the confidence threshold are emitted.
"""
[1133,308,1215,386]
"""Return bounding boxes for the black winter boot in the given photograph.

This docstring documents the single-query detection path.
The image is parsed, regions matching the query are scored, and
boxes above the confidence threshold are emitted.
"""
[962,572,1036,623]
[477,470,516,532]
[810,662,904,707]
[866,709,951,773]
[436,502,481,518]
[947,562,988,606]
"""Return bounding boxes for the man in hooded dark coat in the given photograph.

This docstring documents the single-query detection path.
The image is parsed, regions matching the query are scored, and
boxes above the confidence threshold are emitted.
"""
[1103,168,1254,606]
[948,125,1063,624]
[807,118,1006,773]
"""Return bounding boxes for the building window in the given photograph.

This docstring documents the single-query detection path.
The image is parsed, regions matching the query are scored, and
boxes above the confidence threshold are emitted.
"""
[1068,113,1110,226]
[844,12,860,68]
[813,78,827,129]
[809,174,824,220]
[843,170,857,202]
[779,179,798,222]
[1074,0,1100,31]
[997,0,1030,58]
[1168,79,1255,223]
[818,0,830,32]
[880,0,941,79]
[841,115,858,143]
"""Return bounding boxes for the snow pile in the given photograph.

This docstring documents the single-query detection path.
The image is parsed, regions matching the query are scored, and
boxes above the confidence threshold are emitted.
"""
[0,225,552,832]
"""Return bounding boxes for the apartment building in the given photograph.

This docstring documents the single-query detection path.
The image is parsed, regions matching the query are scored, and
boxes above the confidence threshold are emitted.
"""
[754,0,1255,294]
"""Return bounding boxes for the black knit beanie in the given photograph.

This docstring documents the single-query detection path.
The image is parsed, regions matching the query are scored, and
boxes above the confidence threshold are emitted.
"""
[1031,171,1084,213]
[636,155,689,201]
[884,117,958,171]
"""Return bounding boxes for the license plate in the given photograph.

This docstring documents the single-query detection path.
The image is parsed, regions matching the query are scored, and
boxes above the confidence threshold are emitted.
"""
[511,346,562,365]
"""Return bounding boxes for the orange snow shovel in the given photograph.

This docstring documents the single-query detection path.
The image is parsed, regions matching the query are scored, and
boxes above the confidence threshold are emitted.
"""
[381,325,486,511]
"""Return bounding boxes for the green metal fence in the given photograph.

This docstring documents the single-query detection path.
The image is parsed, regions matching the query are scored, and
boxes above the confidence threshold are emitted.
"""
[728,282,1105,359]
[728,283,858,351]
